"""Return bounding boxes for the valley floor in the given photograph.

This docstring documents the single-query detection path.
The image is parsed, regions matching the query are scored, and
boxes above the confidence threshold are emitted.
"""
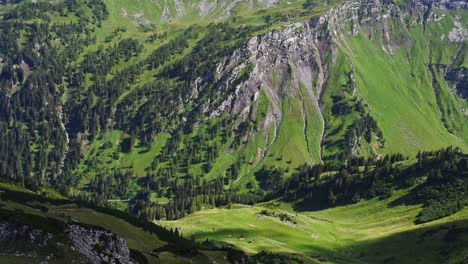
[160,189,468,264]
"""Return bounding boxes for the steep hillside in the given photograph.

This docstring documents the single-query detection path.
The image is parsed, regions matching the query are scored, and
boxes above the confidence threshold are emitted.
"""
[0,0,467,263]
[0,0,466,232]
[207,0,468,172]
[75,0,468,198]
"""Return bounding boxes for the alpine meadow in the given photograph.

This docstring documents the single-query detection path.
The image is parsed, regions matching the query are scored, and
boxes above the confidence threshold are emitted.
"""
[0,0,467,263]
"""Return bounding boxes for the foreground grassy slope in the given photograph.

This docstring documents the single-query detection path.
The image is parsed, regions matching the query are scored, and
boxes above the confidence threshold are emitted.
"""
[161,190,468,264]
[0,182,224,264]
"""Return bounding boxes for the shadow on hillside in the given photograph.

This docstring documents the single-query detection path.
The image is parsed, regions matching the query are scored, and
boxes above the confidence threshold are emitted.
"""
[0,188,196,254]
[190,221,468,264]
[291,189,331,212]
[388,185,423,208]
[340,219,468,264]
[190,227,344,262]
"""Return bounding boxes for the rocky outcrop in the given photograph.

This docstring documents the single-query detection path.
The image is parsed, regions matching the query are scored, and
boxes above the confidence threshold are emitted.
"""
[422,0,468,10]
[67,224,135,264]
[448,21,468,42]
[0,221,136,263]
[445,67,468,99]
[0,222,52,258]
[209,21,331,161]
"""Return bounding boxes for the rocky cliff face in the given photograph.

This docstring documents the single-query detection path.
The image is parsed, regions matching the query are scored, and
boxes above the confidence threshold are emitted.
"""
[201,0,467,164]
[207,20,331,162]
[67,224,135,264]
[423,0,468,10]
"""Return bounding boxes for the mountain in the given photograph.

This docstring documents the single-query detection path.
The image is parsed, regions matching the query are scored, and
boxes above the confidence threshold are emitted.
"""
[0,0,467,263]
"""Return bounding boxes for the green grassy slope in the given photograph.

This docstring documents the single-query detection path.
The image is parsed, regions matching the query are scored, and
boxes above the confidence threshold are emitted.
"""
[322,10,468,161]
[0,182,231,264]
[345,34,461,153]
[161,192,468,264]
[161,150,468,263]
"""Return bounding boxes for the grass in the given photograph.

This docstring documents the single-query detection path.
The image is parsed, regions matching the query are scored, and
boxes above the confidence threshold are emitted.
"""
[101,0,322,35]
[160,188,468,263]
[264,94,315,170]
[332,27,467,156]
[124,133,171,177]
[161,204,336,257]
[320,8,468,161]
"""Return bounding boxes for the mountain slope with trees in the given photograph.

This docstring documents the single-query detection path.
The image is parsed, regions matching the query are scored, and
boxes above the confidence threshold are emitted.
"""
[1,0,465,198]
[0,0,467,262]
